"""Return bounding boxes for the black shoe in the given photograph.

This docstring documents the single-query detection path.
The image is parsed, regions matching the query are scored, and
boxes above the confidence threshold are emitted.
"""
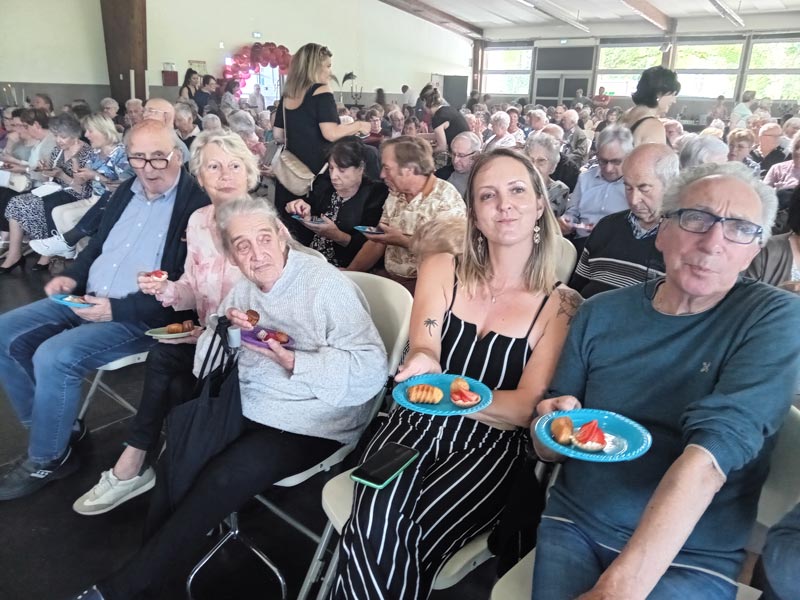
[70,419,89,445]
[0,447,80,501]
[0,256,25,274]
[31,261,49,272]
[67,585,106,600]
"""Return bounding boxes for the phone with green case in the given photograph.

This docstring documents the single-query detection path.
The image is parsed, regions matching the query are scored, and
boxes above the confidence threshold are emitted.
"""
[350,442,419,489]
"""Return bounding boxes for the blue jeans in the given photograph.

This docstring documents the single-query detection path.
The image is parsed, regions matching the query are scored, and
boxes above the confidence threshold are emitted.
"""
[0,298,154,462]
[761,502,800,600]
[531,518,737,600]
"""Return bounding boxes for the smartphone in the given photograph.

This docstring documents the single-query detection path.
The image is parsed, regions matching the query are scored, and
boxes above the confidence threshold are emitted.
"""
[350,442,419,489]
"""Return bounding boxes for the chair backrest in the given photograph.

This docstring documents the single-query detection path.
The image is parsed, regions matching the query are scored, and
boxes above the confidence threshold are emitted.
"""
[344,271,413,374]
[757,406,800,528]
[554,235,578,283]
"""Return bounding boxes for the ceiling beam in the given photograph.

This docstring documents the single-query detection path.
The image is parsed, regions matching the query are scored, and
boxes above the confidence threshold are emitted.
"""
[619,0,675,32]
[377,0,485,38]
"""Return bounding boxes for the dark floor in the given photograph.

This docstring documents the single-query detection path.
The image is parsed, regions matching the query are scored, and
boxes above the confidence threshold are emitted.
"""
[0,268,498,600]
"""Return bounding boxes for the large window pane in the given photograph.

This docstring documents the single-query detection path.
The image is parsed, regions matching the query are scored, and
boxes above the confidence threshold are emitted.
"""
[596,73,642,98]
[749,42,800,70]
[745,74,800,101]
[598,47,661,70]
[674,44,742,70]
[675,73,737,98]
[484,49,533,71]
[483,73,530,95]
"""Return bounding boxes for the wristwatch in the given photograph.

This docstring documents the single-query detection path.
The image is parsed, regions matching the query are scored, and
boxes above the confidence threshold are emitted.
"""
[94,174,101,182]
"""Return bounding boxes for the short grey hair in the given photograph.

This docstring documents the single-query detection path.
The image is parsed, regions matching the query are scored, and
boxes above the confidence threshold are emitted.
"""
[782,117,800,135]
[174,102,194,120]
[679,135,728,169]
[227,110,256,136]
[525,132,560,165]
[100,97,119,110]
[49,112,83,139]
[490,111,510,128]
[562,109,579,127]
[189,129,260,190]
[661,161,778,243]
[527,109,547,123]
[125,98,143,110]
[452,131,482,153]
[596,125,634,155]
[216,196,307,256]
[202,114,222,131]
[541,123,564,141]
[387,109,404,121]
[758,122,781,137]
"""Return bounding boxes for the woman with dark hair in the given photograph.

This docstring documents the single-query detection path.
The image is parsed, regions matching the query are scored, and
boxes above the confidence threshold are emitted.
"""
[220,80,240,115]
[746,186,800,291]
[285,136,388,267]
[594,106,621,135]
[178,68,200,101]
[31,93,55,115]
[620,66,681,146]
[374,87,387,111]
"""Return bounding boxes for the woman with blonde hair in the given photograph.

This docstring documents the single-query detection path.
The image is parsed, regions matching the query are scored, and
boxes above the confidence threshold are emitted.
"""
[273,42,370,218]
[331,148,581,599]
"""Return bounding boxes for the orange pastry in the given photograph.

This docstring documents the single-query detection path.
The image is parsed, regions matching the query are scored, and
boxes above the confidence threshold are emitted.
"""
[407,384,444,404]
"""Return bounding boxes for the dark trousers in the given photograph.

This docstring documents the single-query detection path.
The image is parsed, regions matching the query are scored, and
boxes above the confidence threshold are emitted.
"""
[126,343,197,453]
[0,187,15,231]
[99,419,342,600]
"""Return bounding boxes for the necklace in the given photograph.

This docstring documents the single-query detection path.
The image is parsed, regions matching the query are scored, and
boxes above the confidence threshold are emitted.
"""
[487,280,515,304]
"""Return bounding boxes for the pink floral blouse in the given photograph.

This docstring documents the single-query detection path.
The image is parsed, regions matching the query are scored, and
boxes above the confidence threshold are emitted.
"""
[157,205,242,324]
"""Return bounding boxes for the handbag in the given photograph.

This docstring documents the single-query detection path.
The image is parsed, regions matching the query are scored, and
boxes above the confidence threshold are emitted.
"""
[271,99,326,196]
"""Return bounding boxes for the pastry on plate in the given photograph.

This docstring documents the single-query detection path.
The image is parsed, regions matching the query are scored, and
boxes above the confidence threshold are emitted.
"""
[407,384,444,404]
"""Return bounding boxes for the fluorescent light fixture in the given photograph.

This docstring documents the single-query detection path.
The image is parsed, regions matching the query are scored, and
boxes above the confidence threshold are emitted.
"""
[619,0,669,31]
[515,0,535,7]
[513,0,590,33]
[708,0,745,27]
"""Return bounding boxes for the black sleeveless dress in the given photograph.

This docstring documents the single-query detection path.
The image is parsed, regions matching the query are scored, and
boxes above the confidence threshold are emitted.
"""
[331,282,554,600]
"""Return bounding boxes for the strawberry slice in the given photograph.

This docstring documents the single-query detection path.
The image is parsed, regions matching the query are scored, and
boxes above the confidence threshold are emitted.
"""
[148,270,167,279]
[451,389,481,407]
[574,420,606,446]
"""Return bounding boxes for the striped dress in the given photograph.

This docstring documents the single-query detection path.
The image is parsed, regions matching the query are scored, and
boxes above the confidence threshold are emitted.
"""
[331,283,550,599]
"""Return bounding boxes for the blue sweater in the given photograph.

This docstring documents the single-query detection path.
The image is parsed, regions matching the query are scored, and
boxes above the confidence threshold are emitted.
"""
[544,279,800,581]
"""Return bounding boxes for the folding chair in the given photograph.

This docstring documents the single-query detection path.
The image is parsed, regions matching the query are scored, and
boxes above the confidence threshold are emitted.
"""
[77,351,149,422]
[554,235,578,283]
[186,272,413,600]
[490,407,800,600]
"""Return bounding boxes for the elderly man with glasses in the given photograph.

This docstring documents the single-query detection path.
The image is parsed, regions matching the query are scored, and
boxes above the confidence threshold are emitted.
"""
[0,120,208,501]
[434,131,481,199]
[531,161,800,600]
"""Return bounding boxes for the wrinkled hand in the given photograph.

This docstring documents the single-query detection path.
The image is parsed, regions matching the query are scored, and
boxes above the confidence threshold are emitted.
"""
[73,295,113,322]
[243,338,295,372]
[395,350,442,382]
[531,395,582,462]
[137,272,170,296]
[158,325,203,345]
[226,307,255,331]
[365,221,409,247]
[45,276,77,296]
[73,168,97,183]
[285,199,311,218]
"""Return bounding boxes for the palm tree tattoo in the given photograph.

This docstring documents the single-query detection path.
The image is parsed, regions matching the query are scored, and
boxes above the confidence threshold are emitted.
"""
[424,318,438,336]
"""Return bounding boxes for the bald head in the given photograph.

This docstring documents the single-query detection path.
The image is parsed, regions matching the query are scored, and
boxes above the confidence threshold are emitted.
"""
[144,98,176,128]
[542,123,564,142]
[126,120,182,198]
[562,109,579,130]
[623,143,679,227]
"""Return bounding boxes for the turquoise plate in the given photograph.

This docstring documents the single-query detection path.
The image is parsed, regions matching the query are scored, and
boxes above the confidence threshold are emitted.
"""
[354,225,384,234]
[50,294,92,309]
[393,374,492,416]
[534,409,652,462]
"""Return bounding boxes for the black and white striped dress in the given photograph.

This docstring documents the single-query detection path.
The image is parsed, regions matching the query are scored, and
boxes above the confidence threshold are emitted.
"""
[331,283,550,600]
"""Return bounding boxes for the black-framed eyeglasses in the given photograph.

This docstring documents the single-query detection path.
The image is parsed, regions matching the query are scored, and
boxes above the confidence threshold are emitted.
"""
[666,208,763,245]
[450,151,477,160]
[127,151,174,170]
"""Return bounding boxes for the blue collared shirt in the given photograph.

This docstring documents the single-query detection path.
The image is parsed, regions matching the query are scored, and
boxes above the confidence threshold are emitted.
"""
[87,175,179,298]
[564,166,628,238]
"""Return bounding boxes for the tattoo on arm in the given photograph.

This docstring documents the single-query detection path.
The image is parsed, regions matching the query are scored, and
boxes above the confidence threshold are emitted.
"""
[424,318,438,336]
[556,289,582,325]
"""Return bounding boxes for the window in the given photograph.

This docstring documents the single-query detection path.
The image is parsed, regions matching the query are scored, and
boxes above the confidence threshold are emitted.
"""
[745,41,800,101]
[745,75,800,103]
[674,44,742,70]
[595,73,643,99]
[749,42,800,70]
[483,48,532,95]
[677,73,737,98]
[598,47,661,71]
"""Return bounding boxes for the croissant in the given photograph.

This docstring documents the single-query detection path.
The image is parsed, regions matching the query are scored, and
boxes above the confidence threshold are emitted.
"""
[550,416,574,446]
[450,377,469,394]
[407,384,443,404]
[166,323,184,334]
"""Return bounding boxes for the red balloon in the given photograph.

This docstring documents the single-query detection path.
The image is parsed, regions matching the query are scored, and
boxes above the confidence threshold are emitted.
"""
[265,42,277,51]
[223,68,233,79]
[230,63,240,75]
[252,64,260,74]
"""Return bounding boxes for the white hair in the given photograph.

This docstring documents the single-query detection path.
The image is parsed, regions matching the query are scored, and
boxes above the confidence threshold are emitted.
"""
[490,111,510,128]
[227,110,256,136]
[174,102,194,120]
[201,114,222,131]
[596,125,634,155]
[452,131,482,153]
[662,161,778,243]
[125,98,143,110]
[100,97,119,110]
[679,135,728,169]
[525,132,560,164]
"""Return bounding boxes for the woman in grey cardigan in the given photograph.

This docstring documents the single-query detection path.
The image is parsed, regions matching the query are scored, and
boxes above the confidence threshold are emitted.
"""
[72,197,388,600]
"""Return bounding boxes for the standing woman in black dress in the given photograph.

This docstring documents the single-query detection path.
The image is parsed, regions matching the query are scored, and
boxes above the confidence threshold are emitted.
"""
[419,85,470,169]
[273,43,370,222]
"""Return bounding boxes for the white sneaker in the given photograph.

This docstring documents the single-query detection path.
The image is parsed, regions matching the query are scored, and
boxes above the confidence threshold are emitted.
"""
[29,232,76,259]
[73,466,156,515]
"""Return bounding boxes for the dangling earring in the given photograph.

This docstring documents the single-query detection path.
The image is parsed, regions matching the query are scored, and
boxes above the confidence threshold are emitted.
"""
[476,232,485,257]
[533,222,541,245]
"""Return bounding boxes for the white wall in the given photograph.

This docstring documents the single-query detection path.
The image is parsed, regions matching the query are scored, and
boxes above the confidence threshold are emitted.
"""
[146,0,472,96]
[0,0,108,85]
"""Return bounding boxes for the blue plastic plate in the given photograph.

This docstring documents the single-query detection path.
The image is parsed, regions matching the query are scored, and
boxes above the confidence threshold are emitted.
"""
[50,294,92,309]
[534,409,652,462]
[393,374,492,416]
[354,225,384,234]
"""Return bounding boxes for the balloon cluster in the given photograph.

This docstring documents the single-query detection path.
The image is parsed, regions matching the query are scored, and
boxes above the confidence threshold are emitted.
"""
[222,43,292,88]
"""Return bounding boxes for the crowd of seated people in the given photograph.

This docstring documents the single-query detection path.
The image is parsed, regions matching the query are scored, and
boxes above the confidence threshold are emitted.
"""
[0,47,799,600]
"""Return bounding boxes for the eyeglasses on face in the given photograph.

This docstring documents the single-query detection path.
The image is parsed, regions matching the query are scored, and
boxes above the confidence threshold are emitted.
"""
[598,157,623,167]
[451,151,477,160]
[127,151,175,170]
[665,208,762,245]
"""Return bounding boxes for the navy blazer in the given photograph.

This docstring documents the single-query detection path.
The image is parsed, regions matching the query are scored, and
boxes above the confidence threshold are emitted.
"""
[63,169,210,326]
